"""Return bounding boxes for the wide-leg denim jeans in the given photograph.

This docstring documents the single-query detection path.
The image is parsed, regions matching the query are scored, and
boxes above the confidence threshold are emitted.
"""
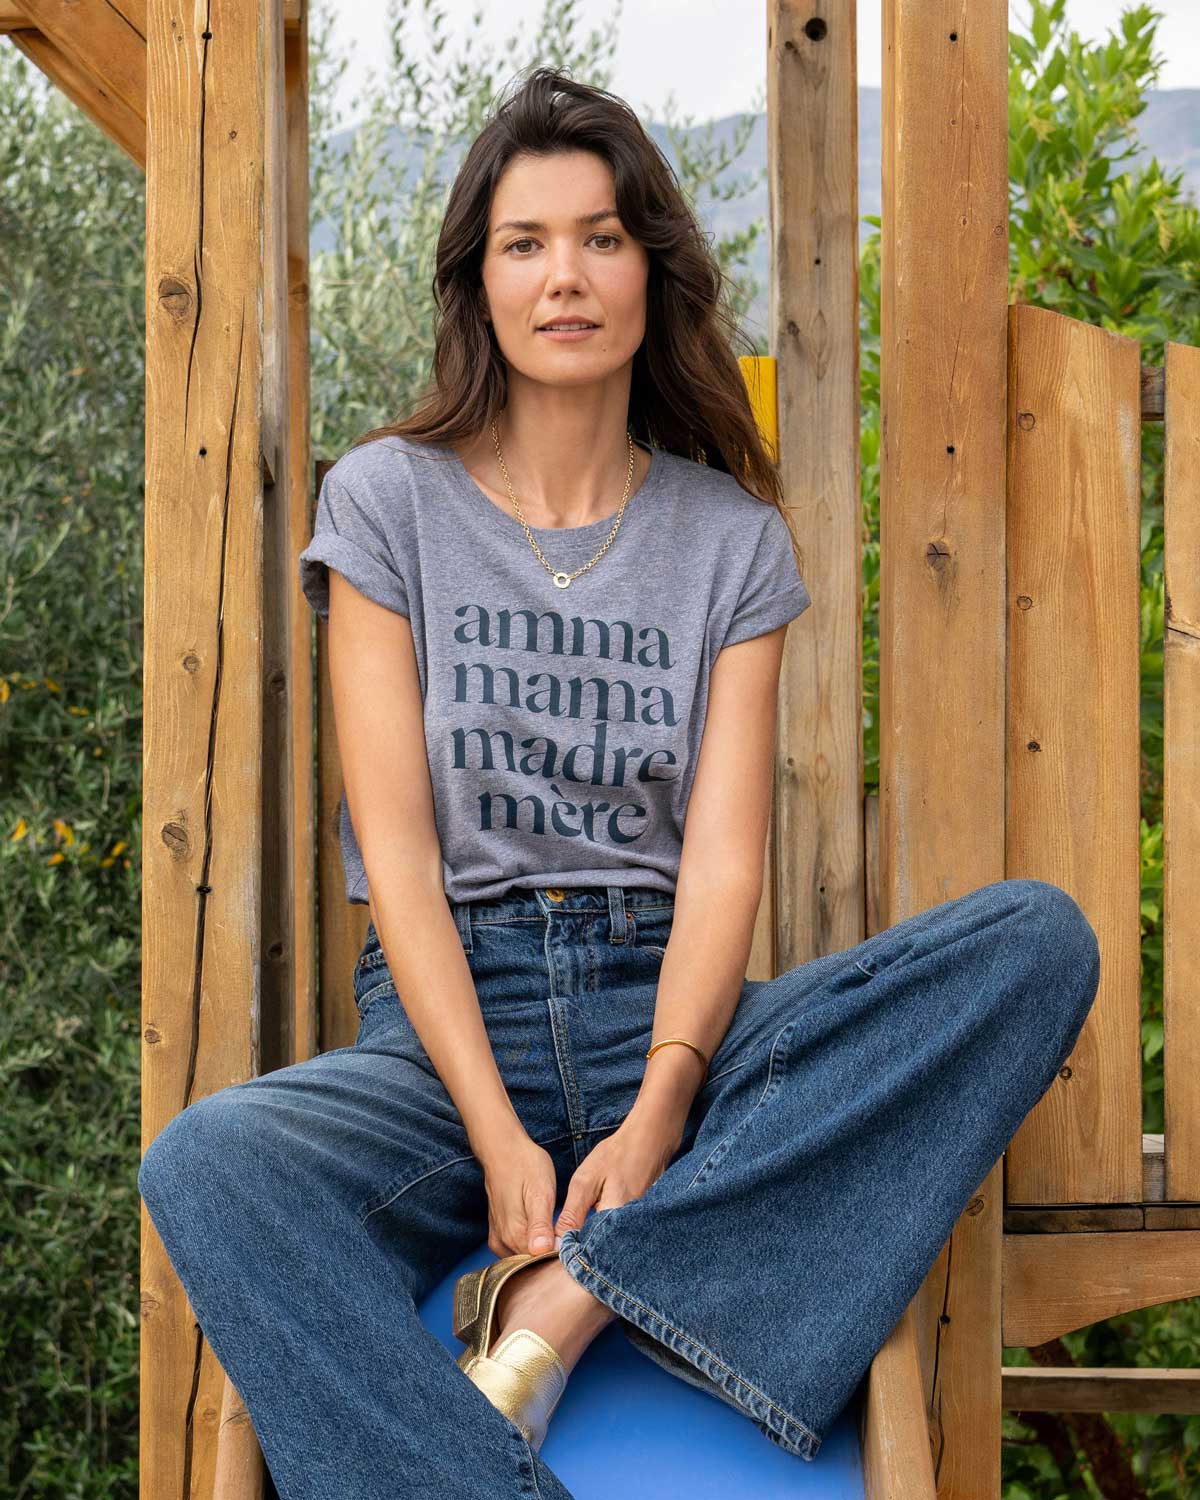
[137,876,1101,1498]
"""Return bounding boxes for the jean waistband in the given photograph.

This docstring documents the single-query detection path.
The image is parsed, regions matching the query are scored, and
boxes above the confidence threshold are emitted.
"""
[447,882,674,950]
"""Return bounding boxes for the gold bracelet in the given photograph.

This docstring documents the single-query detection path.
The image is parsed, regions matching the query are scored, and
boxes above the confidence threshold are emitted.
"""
[645,1037,709,1070]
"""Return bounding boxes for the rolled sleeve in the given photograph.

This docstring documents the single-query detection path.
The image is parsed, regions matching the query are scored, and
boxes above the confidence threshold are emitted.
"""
[720,506,812,649]
[298,471,409,620]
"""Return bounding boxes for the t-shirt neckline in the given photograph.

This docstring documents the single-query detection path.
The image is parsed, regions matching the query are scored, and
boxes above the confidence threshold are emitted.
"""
[442,439,665,550]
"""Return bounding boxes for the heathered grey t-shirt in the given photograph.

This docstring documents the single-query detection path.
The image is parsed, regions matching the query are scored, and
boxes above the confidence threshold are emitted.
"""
[298,435,812,906]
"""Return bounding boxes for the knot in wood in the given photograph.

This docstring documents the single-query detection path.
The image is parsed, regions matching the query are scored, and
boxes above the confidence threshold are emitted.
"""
[156,277,193,321]
[161,821,190,857]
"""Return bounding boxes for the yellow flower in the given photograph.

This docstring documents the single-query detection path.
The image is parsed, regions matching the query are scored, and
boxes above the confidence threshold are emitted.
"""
[11,817,28,841]
[53,818,75,845]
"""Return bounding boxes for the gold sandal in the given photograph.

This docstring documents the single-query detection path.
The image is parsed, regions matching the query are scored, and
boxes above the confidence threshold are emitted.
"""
[452,1248,567,1451]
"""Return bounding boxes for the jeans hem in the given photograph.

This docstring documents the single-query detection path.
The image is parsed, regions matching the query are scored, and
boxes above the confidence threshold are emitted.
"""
[558,1240,822,1462]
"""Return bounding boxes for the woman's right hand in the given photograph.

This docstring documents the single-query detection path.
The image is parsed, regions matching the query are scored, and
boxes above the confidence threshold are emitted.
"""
[478,1131,559,1258]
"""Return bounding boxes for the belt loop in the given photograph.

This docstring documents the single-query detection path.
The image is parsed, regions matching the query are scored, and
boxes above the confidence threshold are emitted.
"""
[607,885,630,944]
[453,900,473,954]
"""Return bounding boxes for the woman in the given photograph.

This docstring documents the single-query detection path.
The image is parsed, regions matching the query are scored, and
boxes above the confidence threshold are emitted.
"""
[138,66,1101,1498]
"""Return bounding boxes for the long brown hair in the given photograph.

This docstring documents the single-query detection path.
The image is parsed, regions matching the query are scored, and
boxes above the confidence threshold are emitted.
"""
[351,64,785,514]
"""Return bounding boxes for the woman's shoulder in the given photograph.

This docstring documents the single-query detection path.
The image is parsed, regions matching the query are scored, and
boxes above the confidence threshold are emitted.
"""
[323,434,457,499]
[655,447,784,545]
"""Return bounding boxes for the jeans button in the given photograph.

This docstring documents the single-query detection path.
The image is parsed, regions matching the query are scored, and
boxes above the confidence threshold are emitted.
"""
[545,887,565,901]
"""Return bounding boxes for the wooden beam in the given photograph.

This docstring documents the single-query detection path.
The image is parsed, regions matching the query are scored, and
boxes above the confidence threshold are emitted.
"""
[1003,1229,1200,1345]
[285,0,318,1066]
[0,0,301,32]
[860,1305,937,1500]
[1,0,303,169]
[766,0,863,982]
[140,1,290,1496]
[879,1,1012,1495]
[5,26,144,167]
[1001,1366,1200,1415]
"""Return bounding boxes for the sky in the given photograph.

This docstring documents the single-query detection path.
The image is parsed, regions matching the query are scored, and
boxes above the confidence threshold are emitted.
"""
[324,0,1200,130]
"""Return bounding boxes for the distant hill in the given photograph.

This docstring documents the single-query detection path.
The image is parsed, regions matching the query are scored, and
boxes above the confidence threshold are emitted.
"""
[320,88,1200,345]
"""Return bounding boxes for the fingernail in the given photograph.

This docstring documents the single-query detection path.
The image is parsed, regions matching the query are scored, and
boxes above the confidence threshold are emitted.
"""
[531,1234,552,1250]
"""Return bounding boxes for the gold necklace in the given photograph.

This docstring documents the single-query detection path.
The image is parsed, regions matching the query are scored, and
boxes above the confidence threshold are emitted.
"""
[489,418,636,589]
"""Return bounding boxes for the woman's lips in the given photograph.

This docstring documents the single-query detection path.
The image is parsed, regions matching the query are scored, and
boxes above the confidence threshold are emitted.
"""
[536,324,600,341]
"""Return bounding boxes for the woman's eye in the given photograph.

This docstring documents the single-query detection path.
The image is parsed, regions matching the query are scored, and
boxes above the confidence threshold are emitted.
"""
[505,234,621,255]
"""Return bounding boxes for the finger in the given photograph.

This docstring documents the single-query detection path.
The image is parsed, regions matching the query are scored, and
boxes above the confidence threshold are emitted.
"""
[526,1183,556,1253]
[554,1176,596,1234]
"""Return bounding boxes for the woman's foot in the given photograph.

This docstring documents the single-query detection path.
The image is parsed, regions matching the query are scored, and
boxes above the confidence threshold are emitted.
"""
[494,1254,616,1374]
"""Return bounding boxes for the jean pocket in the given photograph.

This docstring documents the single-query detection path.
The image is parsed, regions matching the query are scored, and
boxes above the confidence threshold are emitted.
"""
[631,908,673,958]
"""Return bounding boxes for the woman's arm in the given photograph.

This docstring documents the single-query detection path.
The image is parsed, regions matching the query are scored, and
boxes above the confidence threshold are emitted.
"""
[327,570,524,1167]
[625,621,792,1139]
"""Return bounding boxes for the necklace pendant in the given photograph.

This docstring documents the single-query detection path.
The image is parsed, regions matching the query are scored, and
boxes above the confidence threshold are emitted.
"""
[553,572,572,589]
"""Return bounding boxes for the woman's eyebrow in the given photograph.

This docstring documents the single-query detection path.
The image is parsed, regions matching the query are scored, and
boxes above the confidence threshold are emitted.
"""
[491,209,620,237]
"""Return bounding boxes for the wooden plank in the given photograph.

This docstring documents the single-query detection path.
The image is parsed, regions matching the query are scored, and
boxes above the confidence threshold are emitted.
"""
[0,0,301,32]
[766,0,863,982]
[140,2,282,1497]
[1003,1229,1200,1345]
[16,0,146,115]
[1002,1366,1200,1415]
[312,456,369,1053]
[1163,339,1200,1200]
[1005,302,1143,1206]
[259,0,293,1078]
[5,26,144,166]
[1005,1206,1151,1234]
[860,1305,937,1500]
[285,0,317,1065]
[878,0,1012,1494]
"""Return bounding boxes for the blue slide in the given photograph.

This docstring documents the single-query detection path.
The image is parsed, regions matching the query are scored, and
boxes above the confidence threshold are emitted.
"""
[421,1242,865,1498]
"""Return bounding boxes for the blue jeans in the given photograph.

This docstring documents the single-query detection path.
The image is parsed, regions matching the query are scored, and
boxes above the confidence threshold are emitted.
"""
[138,877,1100,1498]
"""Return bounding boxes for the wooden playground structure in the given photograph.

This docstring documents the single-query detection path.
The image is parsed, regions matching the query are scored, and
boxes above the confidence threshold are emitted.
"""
[6,0,1200,1493]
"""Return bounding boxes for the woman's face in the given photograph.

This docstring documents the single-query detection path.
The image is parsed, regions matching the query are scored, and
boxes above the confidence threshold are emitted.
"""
[479,149,649,391]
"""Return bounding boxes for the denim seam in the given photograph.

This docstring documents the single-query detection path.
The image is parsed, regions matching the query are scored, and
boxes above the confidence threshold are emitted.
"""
[356,976,397,1015]
[546,998,585,1142]
[562,1248,821,1456]
[358,1129,590,1224]
[683,1018,796,1191]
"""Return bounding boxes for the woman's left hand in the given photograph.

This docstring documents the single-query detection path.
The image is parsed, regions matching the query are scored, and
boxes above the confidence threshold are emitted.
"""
[553,1110,684,1241]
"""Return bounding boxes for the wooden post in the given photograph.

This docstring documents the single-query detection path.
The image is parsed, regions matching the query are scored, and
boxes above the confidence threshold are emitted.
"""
[140,2,291,1496]
[879,0,1011,1493]
[765,0,864,980]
